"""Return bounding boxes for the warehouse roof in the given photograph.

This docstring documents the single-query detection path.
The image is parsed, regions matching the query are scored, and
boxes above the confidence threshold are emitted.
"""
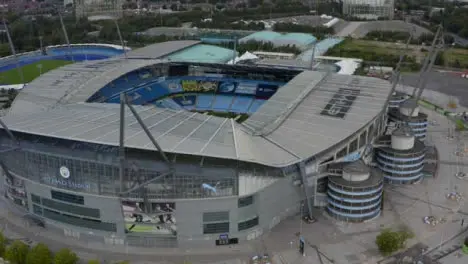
[164,44,237,63]
[125,40,200,59]
[2,47,393,167]
[239,31,317,50]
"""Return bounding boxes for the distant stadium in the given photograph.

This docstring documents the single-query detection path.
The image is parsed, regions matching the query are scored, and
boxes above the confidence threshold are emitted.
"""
[0,43,127,84]
[0,40,393,248]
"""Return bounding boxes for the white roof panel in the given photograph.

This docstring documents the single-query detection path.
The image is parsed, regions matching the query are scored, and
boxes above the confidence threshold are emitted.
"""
[1,51,393,167]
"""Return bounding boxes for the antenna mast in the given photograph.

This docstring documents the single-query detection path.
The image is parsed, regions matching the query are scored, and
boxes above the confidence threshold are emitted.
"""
[410,25,444,116]
[114,19,127,59]
[382,26,415,111]
[411,25,442,98]
[57,8,74,62]
[2,18,24,84]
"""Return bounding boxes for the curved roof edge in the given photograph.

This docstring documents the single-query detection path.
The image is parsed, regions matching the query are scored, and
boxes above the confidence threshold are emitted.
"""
[3,44,393,168]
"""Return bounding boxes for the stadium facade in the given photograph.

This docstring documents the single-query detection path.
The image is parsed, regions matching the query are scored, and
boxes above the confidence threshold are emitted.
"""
[0,41,394,248]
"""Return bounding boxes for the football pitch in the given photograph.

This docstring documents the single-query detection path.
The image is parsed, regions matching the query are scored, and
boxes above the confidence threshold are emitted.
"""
[0,60,73,84]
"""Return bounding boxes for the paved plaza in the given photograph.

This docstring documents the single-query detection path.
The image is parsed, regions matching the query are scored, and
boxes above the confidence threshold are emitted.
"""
[401,71,468,108]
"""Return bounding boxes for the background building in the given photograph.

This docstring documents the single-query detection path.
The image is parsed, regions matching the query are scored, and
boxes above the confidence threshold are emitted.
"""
[342,0,395,20]
[74,0,124,19]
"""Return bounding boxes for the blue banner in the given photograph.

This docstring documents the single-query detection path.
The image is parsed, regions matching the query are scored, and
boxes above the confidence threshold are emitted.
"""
[165,81,183,93]
[256,84,278,98]
[218,82,237,94]
[236,82,257,95]
[198,81,218,92]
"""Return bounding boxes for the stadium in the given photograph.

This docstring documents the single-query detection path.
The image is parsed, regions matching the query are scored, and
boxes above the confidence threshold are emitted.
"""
[0,40,393,248]
[0,43,127,84]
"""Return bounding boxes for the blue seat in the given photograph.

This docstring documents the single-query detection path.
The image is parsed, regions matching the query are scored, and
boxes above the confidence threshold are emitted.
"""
[230,96,253,113]
[212,95,234,112]
[248,100,266,113]
[196,94,215,110]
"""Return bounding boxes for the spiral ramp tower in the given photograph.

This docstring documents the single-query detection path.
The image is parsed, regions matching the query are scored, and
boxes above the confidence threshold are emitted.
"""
[375,126,426,184]
[388,91,408,109]
[388,99,428,140]
[326,160,384,222]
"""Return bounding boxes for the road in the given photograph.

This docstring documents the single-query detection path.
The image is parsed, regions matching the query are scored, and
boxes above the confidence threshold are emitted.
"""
[446,33,468,47]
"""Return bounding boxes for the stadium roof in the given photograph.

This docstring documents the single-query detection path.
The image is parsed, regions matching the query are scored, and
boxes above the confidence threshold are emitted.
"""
[164,44,237,63]
[124,40,200,59]
[2,45,393,167]
[8,57,161,116]
[239,31,317,50]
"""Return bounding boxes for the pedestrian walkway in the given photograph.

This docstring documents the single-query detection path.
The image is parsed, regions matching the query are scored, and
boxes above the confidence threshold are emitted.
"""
[335,22,364,37]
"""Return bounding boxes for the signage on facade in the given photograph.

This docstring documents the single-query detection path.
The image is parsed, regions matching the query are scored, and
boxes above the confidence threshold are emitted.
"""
[40,165,90,190]
[59,166,70,179]
[42,177,91,190]
[320,88,360,119]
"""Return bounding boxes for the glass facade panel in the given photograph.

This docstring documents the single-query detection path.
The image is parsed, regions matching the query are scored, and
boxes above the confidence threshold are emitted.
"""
[42,208,116,232]
[0,127,295,199]
[33,204,43,215]
[317,177,328,193]
[238,217,259,231]
[203,222,229,234]
[51,190,85,205]
[238,196,254,208]
[336,147,347,159]
[368,124,374,140]
[349,138,358,153]
[359,131,367,148]
[203,211,229,222]
[31,194,41,204]
[41,197,100,218]
[0,126,283,201]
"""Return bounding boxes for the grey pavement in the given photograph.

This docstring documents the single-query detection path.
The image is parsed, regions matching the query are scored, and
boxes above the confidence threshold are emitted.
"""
[400,71,468,108]
[446,33,468,47]
[335,21,364,37]
[340,20,431,38]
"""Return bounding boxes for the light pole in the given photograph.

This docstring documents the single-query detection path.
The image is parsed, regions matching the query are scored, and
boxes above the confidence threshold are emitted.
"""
[39,36,43,54]
[300,202,304,236]
[37,64,42,76]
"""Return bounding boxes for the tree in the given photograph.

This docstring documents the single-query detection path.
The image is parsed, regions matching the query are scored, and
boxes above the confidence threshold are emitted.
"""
[0,232,6,257]
[376,229,413,256]
[4,240,29,264]
[26,243,52,264]
[53,248,79,264]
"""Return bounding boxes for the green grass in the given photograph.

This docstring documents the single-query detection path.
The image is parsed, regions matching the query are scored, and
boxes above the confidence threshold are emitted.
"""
[444,48,468,68]
[0,60,73,84]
